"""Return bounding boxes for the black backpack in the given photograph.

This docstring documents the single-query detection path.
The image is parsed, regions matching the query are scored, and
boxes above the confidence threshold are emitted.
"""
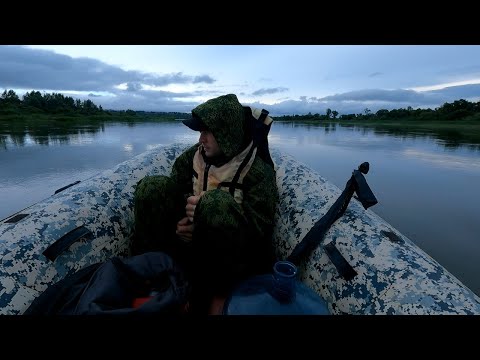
[243,106,274,168]
[23,252,190,315]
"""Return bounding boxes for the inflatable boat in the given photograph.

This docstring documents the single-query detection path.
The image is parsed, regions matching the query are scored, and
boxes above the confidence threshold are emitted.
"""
[1,143,479,315]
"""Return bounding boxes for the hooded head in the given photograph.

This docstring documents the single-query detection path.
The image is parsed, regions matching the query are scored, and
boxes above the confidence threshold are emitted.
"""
[183,94,246,158]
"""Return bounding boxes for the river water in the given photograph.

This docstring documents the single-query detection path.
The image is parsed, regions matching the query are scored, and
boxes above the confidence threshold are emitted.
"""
[1,120,479,296]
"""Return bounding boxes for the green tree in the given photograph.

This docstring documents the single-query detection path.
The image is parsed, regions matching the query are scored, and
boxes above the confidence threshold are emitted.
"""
[1,89,20,104]
[326,108,332,119]
[23,90,44,109]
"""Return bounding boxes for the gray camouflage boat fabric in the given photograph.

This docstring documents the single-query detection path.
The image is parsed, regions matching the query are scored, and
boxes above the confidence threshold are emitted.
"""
[1,143,479,314]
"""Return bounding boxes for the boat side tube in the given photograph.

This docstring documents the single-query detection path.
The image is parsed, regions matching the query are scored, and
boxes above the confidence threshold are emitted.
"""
[0,144,189,315]
[2,143,479,315]
[270,147,480,315]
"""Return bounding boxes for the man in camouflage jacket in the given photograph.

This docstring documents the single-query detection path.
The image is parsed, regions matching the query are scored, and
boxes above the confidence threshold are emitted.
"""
[133,94,278,313]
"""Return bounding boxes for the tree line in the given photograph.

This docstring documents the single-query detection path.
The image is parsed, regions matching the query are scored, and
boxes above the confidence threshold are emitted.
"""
[1,89,105,115]
[2,88,480,122]
[0,89,187,120]
[276,99,480,122]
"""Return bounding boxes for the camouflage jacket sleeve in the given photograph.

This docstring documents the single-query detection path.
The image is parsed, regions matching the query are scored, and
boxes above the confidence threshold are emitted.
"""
[242,156,279,240]
[170,144,198,196]
[171,146,278,240]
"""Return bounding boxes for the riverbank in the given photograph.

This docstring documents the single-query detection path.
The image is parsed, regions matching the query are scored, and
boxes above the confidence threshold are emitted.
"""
[2,114,480,148]
[0,111,186,123]
[0,114,187,148]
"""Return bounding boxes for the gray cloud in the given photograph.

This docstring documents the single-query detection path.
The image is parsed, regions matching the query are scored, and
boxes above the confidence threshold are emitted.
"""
[2,45,479,116]
[192,75,215,84]
[369,72,383,77]
[126,82,143,92]
[0,46,215,92]
[252,87,289,96]
[249,85,480,116]
[428,83,480,102]
[320,89,426,103]
[62,89,201,113]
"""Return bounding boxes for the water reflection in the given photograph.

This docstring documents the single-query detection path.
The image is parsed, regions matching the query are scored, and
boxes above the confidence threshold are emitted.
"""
[367,125,479,151]
[10,131,27,146]
[3,120,478,154]
[274,121,480,152]
[0,120,105,149]
[1,119,480,297]
[402,149,480,171]
[0,135,7,150]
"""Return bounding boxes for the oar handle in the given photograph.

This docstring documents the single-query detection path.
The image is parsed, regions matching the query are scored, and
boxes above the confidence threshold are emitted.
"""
[286,162,377,266]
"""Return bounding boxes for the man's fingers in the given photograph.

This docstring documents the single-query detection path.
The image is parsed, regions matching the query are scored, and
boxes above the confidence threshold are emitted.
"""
[177,217,189,226]
[187,195,201,205]
[176,221,194,242]
[177,233,192,242]
[185,203,196,221]
[177,225,188,233]
[177,223,194,233]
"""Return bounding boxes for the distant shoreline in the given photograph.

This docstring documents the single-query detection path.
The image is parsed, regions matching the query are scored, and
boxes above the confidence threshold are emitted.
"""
[1,114,480,147]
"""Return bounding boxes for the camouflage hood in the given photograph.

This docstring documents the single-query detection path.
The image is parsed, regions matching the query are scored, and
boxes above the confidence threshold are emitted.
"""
[191,94,245,158]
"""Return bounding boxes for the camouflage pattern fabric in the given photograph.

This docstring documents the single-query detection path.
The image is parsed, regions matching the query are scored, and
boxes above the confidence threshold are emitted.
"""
[132,95,278,304]
[190,190,259,304]
[133,168,277,285]
[191,94,246,158]
[194,189,276,282]
[132,175,185,256]
[2,142,479,314]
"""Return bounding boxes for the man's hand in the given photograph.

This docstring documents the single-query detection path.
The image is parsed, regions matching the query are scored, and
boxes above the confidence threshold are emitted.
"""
[185,192,205,222]
[176,216,194,242]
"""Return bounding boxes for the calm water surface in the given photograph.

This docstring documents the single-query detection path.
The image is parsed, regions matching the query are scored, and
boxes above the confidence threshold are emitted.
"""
[1,120,479,296]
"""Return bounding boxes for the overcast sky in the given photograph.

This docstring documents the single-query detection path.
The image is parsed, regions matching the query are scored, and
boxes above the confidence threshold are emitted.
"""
[1,45,480,116]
